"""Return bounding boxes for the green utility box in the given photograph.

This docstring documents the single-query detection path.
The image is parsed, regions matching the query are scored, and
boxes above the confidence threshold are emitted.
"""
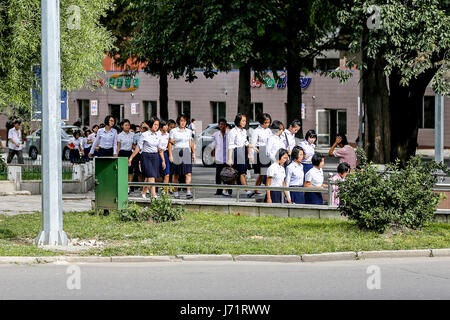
[95,157,128,213]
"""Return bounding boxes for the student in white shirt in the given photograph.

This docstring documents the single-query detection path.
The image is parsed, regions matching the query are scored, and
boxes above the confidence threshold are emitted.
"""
[286,146,305,204]
[227,113,258,198]
[7,120,24,164]
[158,120,171,193]
[298,129,317,175]
[89,115,118,158]
[117,119,135,191]
[248,113,272,198]
[265,148,291,204]
[129,117,165,199]
[67,130,84,163]
[304,152,328,205]
[212,118,232,196]
[82,129,92,162]
[89,125,99,157]
[281,119,302,155]
[266,120,286,163]
[168,114,195,199]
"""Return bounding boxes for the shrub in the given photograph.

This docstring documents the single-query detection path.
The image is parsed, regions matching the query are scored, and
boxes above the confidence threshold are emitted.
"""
[337,155,449,233]
[117,195,184,223]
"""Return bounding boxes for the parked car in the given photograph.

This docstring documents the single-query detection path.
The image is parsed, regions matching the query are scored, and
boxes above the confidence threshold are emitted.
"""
[198,121,259,166]
[25,125,81,161]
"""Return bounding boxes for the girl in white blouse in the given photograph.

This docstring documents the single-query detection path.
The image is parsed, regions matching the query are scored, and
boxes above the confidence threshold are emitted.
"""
[297,129,317,175]
[304,152,328,205]
[168,114,195,199]
[265,148,291,204]
[266,120,286,163]
[286,146,305,204]
[67,130,84,163]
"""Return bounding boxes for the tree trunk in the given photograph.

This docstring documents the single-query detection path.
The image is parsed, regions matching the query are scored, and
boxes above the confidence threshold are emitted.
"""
[159,67,169,120]
[287,54,303,138]
[237,65,252,124]
[389,67,438,166]
[362,55,391,164]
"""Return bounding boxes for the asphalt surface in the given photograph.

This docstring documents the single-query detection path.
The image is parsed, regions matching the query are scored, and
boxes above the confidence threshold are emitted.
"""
[1,257,450,300]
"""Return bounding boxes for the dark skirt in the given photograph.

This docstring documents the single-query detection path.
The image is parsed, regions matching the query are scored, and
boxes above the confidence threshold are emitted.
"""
[290,189,305,204]
[233,147,248,175]
[83,147,91,162]
[69,149,80,163]
[132,152,141,175]
[253,146,270,175]
[302,163,314,175]
[98,147,114,157]
[141,152,160,179]
[264,190,282,203]
[160,150,171,176]
[172,148,193,176]
[305,192,323,205]
[119,150,133,174]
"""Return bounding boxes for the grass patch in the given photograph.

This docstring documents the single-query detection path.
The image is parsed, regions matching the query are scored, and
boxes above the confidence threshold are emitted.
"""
[1,210,450,256]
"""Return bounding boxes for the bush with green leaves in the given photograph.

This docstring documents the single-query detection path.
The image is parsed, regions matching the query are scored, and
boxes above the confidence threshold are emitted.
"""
[117,195,184,223]
[337,155,449,233]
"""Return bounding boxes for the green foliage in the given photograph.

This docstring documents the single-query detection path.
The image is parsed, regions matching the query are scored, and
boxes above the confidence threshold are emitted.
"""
[117,196,184,223]
[0,0,114,109]
[338,155,449,233]
[355,147,368,166]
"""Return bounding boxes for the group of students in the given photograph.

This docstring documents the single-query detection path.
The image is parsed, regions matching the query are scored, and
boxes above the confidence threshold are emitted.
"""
[67,114,196,199]
[211,113,357,205]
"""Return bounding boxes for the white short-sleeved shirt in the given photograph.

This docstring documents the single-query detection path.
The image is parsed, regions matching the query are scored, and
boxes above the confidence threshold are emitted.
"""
[266,162,286,187]
[266,134,286,162]
[68,137,82,149]
[281,129,296,152]
[298,140,316,164]
[286,161,304,187]
[249,125,271,158]
[212,130,228,164]
[158,131,170,151]
[117,131,135,151]
[227,127,249,150]
[8,128,22,151]
[169,127,192,149]
[305,167,324,187]
[90,127,118,155]
[82,137,91,149]
[138,131,160,153]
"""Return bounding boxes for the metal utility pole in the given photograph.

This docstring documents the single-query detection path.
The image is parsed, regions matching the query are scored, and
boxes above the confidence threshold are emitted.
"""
[36,0,67,246]
[434,94,444,164]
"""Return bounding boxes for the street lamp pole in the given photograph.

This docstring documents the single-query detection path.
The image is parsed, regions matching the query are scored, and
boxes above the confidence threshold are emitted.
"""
[36,0,67,246]
[434,94,444,164]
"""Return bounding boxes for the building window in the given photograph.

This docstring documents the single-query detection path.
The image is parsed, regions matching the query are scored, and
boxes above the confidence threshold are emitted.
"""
[144,101,157,120]
[249,103,263,122]
[211,102,226,123]
[421,96,435,129]
[176,101,191,120]
[109,104,124,124]
[77,100,90,127]
[316,58,340,71]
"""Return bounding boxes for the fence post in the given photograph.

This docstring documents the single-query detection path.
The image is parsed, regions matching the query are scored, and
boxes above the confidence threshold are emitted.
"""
[328,173,333,208]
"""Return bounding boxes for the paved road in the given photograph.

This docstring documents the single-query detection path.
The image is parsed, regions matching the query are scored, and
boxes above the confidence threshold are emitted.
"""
[1,257,450,300]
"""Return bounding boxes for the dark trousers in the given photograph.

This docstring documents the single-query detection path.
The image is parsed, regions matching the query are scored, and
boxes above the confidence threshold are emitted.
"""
[7,149,24,164]
[215,163,232,195]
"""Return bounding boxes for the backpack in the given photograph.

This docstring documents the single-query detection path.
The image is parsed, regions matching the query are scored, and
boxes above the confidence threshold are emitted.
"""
[220,166,238,185]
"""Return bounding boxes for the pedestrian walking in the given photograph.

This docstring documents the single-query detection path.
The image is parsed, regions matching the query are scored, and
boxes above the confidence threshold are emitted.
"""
[89,125,99,157]
[67,130,84,163]
[281,119,302,155]
[129,117,165,199]
[212,118,231,197]
[117,119,135,193]
[7,120,24,164]
[328,133,358,170]
[265,148,291,204]
[304,152,327,205]
[286,146,306,204]
[248,113,272,198]
[89,115,118,158]
[266,120,286,163]
[227,113,257,198]
[168,114,195,199]
[158,120,171,194]
[298,129,317,175]
[82,129,92,162]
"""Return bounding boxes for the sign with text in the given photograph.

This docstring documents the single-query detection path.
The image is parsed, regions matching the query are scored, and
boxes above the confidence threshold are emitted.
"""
[109,73,140,92]
[90,100,98,116]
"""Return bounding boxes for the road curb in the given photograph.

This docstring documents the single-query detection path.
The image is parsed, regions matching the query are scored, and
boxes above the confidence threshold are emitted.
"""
[0,248,449,264]
[357,249,432,260]
[234,255,302,263]
[177,254,233,261]
[301,252,357,262]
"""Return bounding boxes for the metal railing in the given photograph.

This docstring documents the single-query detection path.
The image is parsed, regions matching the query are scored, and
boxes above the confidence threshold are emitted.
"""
[129,180,334,207]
